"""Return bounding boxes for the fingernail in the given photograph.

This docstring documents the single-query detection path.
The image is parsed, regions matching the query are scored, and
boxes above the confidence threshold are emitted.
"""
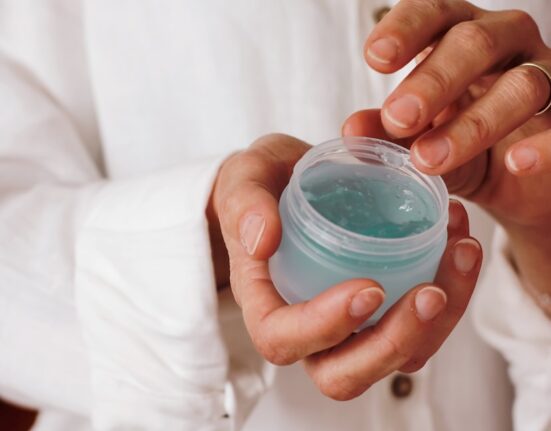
[383,95,422,129]
[506,146,539,172]
[448,199,463,230]
[453,238,481,274]
[412,138,450,168]
[349,287,385,318]
[367,38,399,64]
[415,286,447,321]
[239,213,266,255]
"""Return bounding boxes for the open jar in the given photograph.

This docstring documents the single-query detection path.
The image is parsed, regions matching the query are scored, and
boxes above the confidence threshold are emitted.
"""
[269,137,449,326]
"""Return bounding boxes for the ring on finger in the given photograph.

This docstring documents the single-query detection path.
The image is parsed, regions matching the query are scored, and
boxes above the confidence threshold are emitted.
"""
[519,62,551,115]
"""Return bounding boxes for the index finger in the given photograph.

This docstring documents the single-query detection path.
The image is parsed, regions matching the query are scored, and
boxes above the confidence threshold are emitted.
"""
[342,108,425,148]
[365,0,479,73]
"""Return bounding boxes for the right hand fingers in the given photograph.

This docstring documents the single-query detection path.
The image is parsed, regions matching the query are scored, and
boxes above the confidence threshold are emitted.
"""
[213,134,385,364]
[365,1,551,179]
[342,108,488,198]
[377,8,543,138]
[409,62,551,176]
[505,127,551,177]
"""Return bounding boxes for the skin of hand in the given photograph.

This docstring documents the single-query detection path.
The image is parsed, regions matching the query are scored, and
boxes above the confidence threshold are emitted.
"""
[207,132,482,401]
[343,0,551,316]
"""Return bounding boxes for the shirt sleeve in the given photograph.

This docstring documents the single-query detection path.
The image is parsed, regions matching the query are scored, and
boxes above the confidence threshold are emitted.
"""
[0,46,251,430]
[473,227,551,431]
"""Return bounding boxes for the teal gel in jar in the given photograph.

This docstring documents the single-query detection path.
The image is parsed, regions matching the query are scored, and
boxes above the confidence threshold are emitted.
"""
[269,137,449,326]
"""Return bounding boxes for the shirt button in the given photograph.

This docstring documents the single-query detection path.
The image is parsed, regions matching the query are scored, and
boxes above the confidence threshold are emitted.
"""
[373,6,391,23]
[391,374,413,398]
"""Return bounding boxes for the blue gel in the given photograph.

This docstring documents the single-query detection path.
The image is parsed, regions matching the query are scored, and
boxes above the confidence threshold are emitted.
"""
[301,163,437,238]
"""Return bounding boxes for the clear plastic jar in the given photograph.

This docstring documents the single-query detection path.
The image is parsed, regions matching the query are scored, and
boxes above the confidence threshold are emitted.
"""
[269,137,449,325]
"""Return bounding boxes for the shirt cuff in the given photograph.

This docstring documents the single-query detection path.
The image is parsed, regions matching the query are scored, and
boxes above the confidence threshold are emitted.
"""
[75,156,232,430]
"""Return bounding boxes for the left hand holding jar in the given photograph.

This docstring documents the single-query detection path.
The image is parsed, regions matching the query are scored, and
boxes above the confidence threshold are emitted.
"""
[210,133,481,400]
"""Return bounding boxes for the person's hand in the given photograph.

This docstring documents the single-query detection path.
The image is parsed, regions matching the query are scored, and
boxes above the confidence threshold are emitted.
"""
[343,0,551,316]
[208,133,482,400]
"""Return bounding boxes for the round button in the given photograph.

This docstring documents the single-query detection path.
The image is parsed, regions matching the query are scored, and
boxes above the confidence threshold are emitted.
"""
[391,374,413,398]
[373,6,391,23]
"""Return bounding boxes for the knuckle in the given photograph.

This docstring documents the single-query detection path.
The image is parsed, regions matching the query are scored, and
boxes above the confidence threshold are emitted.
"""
[400,358,428,373]
[251,133,307,165]
[506,66,549,104]
[228,257,266,308]
[223,150,248,173]
[416,66,453,96]
[248,142,296,189]
[219,189,245,227]
[250,133,292,150]
[315,372,366,401]
[239,258,272,287]
[300,304,344,347]
[450,21,496,57]
[409,0,451,17]
[374,329,411,364]
[253,333,296,366]
[220,151,278,205]
[240,149,272,172]
[443,157,487,198]
[461,110,493,146]
[508,9,539,37]
[423,0,451,14]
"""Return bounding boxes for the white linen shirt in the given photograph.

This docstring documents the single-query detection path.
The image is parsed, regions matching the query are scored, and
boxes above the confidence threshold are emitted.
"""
[0,1,549,430]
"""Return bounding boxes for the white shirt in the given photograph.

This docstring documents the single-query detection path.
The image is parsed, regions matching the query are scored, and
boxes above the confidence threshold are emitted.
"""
[0,1,549,430]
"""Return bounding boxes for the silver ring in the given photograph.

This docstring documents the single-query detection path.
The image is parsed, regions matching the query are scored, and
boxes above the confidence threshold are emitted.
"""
[520,62,551,116]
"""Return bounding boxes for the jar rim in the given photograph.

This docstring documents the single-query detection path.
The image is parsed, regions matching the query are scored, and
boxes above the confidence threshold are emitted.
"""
[286,137,449,258]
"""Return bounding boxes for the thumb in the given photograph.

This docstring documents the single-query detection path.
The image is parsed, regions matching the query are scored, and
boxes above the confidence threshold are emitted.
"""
[213,134,311,260]
[342,108,419,148]
[342,109,391,139]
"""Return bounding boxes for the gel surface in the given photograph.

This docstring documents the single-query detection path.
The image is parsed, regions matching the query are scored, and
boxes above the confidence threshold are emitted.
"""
[300,162,437,238]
